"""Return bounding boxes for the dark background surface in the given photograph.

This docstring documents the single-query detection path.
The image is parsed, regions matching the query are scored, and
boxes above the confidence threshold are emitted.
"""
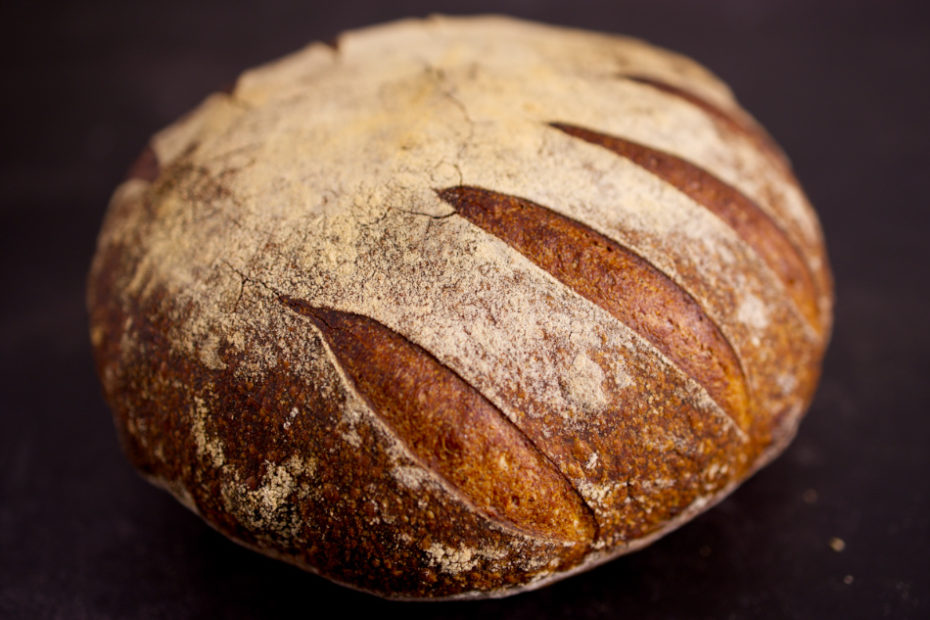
[2,1,928,618]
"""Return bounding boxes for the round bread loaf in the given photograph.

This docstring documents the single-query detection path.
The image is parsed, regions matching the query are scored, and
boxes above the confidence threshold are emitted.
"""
[88,15,833,599]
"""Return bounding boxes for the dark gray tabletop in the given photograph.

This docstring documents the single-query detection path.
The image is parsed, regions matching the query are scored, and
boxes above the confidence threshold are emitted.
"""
[2,1,927,617]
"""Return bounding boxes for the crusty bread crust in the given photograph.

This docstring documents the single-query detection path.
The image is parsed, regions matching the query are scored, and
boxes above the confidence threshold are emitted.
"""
[88,15,832,599]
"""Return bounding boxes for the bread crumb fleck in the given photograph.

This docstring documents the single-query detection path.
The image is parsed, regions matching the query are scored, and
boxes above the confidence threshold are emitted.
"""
[829,537,846,552]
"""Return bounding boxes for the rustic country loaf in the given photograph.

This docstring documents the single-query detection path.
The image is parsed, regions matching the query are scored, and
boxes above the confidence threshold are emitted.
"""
[87,15,833,599]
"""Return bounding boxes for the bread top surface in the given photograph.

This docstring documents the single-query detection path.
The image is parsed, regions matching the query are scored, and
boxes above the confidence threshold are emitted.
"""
[89,15,832,598]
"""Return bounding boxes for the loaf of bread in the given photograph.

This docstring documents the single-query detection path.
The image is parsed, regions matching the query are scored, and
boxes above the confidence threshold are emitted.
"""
[87,15,832,599]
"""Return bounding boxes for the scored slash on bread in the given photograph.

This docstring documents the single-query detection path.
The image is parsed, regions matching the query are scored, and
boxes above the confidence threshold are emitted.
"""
[278,295,598,544]
[549,122,823,333]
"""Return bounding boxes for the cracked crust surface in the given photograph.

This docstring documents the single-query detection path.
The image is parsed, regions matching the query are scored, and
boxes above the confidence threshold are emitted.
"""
[88,15,832,599]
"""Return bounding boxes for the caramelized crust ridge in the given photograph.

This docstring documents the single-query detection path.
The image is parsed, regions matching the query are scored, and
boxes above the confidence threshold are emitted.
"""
[279,296,597,544]
[550,122,822,333]
[436,185,751,433]
[620,75,791,171]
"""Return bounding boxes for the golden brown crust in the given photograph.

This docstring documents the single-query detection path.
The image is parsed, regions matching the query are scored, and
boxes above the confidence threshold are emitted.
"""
[620,75,792,173]
[90,263,592,599]
[437,185,750,431]
[87,15,832,600]
[551,122,822,334]
[613,77,834,334]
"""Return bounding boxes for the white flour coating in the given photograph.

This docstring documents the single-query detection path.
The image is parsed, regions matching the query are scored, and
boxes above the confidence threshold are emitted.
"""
[562,352,608,415]
[630,477,677,491]
[777,373,799,395]
[255,463,296,514]
[191,395,226,468]
[282,406,299,430]
[585,453,599,470]
[424,542,508,574]
[95,15,832,597]
[392,466,434,490]
[576,479,626,510]
[220,459,303,537]
[198,331,226,371]
[736,293,770,330]
[111,16,824,431]
[704,461,726,481]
